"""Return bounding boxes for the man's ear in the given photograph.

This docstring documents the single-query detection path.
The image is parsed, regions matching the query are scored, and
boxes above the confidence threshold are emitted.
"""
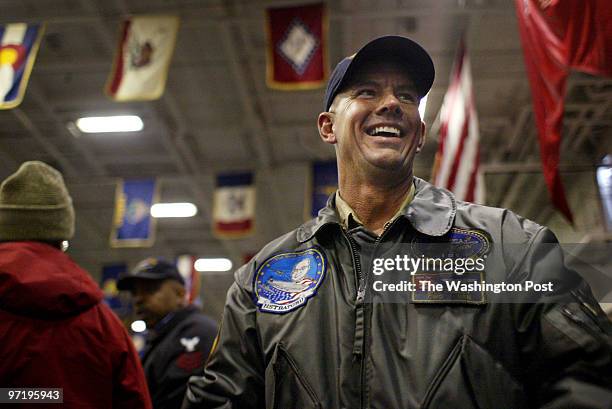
[318,112,337,144]
[416,120,427,153]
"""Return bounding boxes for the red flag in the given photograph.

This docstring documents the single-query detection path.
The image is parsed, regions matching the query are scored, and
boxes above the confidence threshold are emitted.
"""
[432,40,485,204]
[266,3,327,90]
[514,0,612,224]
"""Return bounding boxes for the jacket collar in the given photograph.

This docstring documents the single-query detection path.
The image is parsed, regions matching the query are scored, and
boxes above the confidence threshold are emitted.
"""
[296,177,456,242]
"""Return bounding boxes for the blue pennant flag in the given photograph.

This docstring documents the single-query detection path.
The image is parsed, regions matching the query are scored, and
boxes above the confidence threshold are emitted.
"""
[110,179,158,247]
[306,161,337,219]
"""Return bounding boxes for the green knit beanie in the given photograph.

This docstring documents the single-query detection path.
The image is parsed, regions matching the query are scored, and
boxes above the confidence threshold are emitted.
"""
[0,161,75,241]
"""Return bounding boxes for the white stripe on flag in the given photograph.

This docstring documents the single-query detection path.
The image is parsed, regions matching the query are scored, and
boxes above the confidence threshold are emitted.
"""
[433,42,485,204]
[1,23,27,45]
[435,83,466,188]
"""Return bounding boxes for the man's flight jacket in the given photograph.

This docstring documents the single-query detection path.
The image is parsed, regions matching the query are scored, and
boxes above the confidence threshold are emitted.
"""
[184,178,612,409]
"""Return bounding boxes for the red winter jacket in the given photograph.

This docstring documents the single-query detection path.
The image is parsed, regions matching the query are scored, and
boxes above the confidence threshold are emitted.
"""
[0,241,152,409]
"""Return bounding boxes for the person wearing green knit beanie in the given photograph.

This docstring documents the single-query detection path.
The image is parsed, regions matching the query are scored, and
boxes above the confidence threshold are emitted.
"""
[0,160,74,245]
[0,161,152,408]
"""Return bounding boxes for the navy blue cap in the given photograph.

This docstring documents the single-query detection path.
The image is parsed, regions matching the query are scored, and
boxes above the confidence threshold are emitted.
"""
[324,36,435,111]
[117,257,185,291]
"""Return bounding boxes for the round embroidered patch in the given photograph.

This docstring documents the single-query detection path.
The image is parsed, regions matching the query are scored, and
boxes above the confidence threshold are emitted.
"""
[254,248,326,314]
[411,227,491,259]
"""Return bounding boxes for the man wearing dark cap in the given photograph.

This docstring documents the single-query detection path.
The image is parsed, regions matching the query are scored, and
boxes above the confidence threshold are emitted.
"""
[0,161,152,409]
[183,37,611,408]
[118,257,217,409]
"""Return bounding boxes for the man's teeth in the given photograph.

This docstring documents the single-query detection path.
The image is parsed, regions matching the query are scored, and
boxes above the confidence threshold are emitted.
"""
[371,126,401,136]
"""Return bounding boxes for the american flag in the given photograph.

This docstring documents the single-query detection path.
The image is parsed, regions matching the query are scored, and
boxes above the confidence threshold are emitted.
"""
[432,40,485,204]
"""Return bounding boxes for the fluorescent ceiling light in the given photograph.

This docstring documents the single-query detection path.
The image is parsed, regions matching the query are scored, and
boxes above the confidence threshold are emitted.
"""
[75,115,143,133]
[151,203,197,218]
[418,93,428,119]
[194,258,233,272]
[131,320,147,333]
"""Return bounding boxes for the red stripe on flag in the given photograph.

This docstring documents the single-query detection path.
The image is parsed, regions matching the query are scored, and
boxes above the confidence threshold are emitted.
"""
[465,145,480,203]
[446,105,471,192]
[433,81,459,186]
[215,220,252,233]
[109,20,131,96]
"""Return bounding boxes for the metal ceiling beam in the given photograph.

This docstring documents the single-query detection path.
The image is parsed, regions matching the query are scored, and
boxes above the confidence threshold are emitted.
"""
[27,83,107,176]
[11,109,79,176]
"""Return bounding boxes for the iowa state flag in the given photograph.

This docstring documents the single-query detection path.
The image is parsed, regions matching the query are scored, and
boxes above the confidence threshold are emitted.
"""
[266,2,327,90]
[106,15,179,101]
[306,160,337,219]
[213,172,256,238]
[514,0,612,223]
[0,23,44,110]
[432,40,485,204]
[110,179,158,247]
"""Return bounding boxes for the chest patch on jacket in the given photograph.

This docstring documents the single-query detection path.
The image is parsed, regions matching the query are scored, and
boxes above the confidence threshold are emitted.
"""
[408,228,490,304]
[411,227,491,259]
[254,248,326,314]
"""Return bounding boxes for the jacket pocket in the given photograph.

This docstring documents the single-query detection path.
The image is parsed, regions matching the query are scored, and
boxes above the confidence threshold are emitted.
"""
[421,335,528,409]
[265,343,321,409]
[421,335,465,409]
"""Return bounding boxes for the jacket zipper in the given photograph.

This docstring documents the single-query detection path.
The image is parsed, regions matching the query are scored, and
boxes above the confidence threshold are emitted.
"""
[561,307,603,338]
[570,290,607,333]
[343,218,400,409]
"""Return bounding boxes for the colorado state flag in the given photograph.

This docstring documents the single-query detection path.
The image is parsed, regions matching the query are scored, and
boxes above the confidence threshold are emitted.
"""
[110,179,158,247]
[0,23,44,110]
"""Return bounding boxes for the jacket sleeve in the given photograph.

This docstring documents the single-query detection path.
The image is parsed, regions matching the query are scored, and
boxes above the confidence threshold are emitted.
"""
[506,224,612,409]
[108,309,153,409]
[182,276,265,409]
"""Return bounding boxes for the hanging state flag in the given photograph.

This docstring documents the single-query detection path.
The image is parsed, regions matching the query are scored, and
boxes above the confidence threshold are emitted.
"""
[110,179,158,248]
[432,40,485,204]
[266,2,327,90]
[100,263,130,316]
[213,172,256,238]
[514,0,612,224]
[0,23,44,110]
[106,15,179,101]
[176,255,201,306]
[306,160,338,219]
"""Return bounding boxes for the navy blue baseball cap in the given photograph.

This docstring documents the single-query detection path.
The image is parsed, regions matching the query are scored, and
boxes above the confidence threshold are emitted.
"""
[324,36,435,111]
[117,257,185,291]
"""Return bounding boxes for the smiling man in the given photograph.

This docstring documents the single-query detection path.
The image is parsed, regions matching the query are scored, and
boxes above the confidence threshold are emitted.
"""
[183,36,612,409]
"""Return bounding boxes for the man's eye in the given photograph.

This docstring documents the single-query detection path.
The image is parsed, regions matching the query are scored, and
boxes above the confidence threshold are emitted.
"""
[356,89,375,97]
[398,94,417,103]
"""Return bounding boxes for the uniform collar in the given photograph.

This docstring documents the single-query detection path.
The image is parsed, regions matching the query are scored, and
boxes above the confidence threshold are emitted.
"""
[335,183,415,230]
[297,177,456,242]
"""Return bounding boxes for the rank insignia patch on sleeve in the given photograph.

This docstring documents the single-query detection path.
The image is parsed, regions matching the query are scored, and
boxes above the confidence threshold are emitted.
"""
[254,248,326,314]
